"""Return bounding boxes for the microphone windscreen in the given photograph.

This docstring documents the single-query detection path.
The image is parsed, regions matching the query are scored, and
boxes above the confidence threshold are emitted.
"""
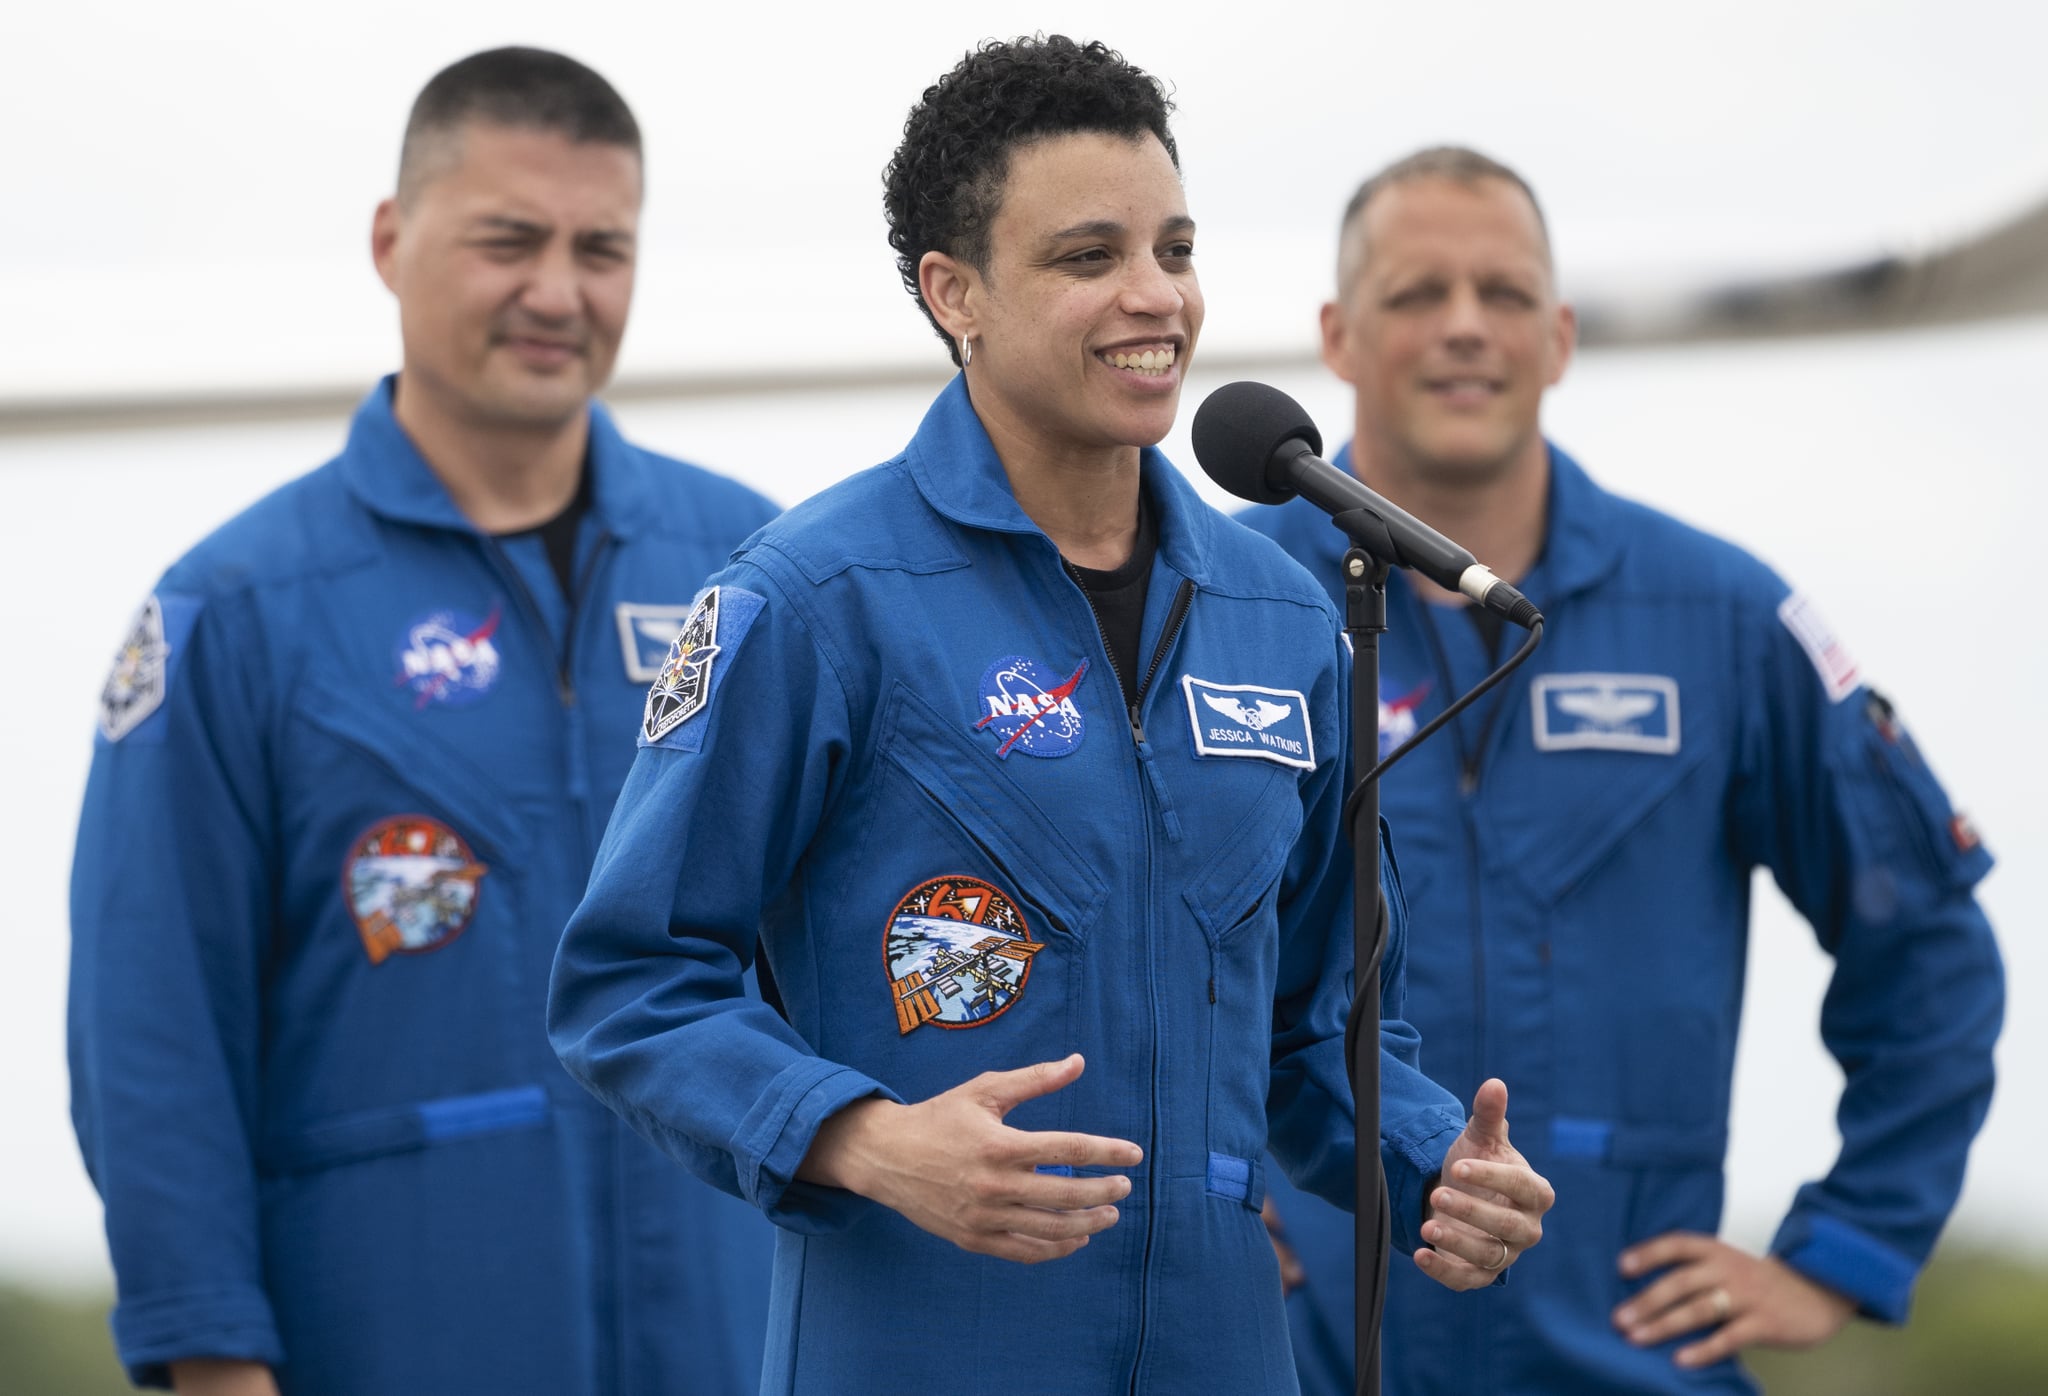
[1191,381,1325,505]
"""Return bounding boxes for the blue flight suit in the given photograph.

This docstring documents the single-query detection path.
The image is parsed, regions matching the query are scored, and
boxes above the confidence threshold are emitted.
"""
[1242,443,2003,1395]
[548,377,1471,1395]
[69,379,781,1393]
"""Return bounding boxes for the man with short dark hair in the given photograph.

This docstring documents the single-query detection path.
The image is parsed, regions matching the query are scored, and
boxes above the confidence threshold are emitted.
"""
[1244,145,2003,1394]
[69,47,777,1396]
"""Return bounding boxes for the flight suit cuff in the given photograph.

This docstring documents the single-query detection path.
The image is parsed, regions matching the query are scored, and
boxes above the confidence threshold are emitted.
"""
[1771,1211,1919,1324]
[1382,1104,1466,1254]
[736,1058,901,1234]
[111,1283,283,1390]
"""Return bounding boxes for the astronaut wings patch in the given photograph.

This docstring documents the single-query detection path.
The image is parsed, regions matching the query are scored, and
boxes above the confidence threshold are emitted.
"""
[1181,675,1316,770]
[639,586,765,748]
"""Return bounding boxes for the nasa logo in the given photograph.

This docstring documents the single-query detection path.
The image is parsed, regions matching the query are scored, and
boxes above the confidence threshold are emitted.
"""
[1531,673,1680,754]
[885,875,1041,1034]
[973,654,1088,759]
[394,607,502,709]
[1379,679,1432,760]
[343,814,488,965]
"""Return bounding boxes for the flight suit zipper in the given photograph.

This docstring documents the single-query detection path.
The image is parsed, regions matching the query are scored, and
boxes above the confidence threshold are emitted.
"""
[1064,564,1194,1394]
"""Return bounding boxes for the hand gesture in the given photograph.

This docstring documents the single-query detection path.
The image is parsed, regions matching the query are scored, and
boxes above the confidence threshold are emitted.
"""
[800,1053,1142,1264]
[1614,1232,1855,1369]
[1415,1078,1554,1291]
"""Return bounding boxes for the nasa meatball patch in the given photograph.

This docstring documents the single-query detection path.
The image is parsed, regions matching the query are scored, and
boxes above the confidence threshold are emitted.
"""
[640,586,765,750]
[972,654,1088,759]
[885,875,1042,1034]
[394,606,503,709]
[1531,673,1680,754]
[344,814,488,965]
[1181,676,1315,770]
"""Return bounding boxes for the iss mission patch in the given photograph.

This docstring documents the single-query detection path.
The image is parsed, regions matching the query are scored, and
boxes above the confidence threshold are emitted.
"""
[885,875,1042,1034]
[972,654,1088,759]
[344,815,488,965]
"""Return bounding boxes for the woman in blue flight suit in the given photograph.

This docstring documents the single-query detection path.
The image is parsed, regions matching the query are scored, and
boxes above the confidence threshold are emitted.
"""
[549,35,1552,1396]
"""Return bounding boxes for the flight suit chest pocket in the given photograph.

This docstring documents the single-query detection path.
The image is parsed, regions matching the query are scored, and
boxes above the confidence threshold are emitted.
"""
[852,684,1105,1118]
[873,681,1109,939]
[273,689,538,1098]
[1181,772,1304,1161]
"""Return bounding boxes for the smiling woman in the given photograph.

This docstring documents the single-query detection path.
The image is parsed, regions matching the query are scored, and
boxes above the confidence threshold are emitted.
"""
[542,33,1552,1396]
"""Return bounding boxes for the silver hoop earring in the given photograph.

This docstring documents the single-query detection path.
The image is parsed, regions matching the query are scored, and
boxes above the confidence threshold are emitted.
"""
[960,335,974,368]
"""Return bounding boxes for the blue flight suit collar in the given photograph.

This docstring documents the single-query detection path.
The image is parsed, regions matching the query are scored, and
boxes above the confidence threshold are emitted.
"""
[335,374,652,540]
[903,373,1219,587]
[1329,438,1627,607]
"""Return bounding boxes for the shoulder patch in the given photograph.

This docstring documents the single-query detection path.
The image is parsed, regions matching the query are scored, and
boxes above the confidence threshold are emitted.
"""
[1181,675,1315,770]
[97,593,201,744]
[885,874,1041,1033]
[640,586,766,749]
[1777,592,1860,703]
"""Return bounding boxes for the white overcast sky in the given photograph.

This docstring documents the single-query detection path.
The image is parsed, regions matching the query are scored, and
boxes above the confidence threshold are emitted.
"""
[6,0,2048,398]
[2,0,2045,1292]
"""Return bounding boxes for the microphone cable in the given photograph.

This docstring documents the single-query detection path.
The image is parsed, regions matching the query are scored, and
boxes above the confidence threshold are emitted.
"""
[1337,612,1541,1396]
[1342,616,1545,842]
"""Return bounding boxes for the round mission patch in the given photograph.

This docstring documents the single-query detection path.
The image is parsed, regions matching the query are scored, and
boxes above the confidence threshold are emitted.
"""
[883,874,1042,1034]
[344,814,488,965]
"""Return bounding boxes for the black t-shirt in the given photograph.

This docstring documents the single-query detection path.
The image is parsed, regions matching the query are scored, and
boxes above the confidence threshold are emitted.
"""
[1064,494,1158,709]
[497,462,595,600]
[1464,602,1505,660]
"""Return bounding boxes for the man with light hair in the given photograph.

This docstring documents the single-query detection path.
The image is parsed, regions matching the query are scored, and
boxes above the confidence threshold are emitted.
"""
[1245,144,2002,1394]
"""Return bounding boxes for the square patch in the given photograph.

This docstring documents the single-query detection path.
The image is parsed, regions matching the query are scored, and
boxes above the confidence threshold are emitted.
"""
[1181,675,1315,770]
[1531,673,1680,754]
[616,603,696,683]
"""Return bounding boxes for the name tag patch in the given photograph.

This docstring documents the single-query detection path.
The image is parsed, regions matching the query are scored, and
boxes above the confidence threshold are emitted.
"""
[1531,673,1680,754]
[615,602,694,683]
[1181,676,1315,770]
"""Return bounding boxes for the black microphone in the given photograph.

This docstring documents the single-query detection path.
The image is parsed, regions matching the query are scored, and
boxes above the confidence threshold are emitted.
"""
[1193,381,1541,628]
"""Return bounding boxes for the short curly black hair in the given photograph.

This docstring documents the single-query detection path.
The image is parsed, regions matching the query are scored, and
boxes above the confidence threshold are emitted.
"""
[883,35,1178,365]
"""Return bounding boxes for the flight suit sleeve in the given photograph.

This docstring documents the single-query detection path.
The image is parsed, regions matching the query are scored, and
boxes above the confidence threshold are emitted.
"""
[1267,634,1466,1250]
[548,568,897,1233]
[67,588,285,1387]
[1734,585,2003,1323]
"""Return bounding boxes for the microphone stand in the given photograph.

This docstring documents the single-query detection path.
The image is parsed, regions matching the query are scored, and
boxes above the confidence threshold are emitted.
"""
[1341,545,1392,1396]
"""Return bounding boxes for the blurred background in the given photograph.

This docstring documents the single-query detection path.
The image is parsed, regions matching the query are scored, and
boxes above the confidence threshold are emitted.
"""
[3,1,2043,1389]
